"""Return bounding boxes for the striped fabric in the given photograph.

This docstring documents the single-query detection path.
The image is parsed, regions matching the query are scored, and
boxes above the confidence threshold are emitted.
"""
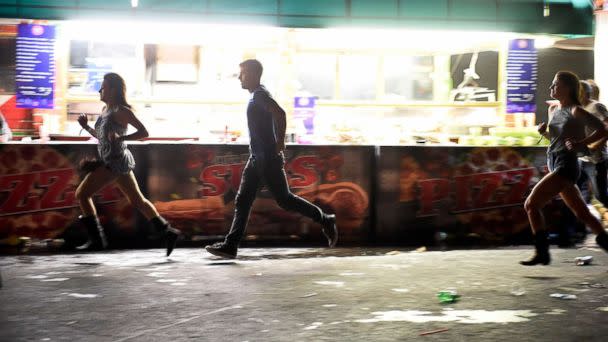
[94,106,135,174]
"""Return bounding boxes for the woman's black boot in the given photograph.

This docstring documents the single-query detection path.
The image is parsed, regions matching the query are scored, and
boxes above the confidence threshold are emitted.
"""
[520,231,550,266]
[76,215,108,251]
[150,216,181,256]
[596,231,608,252]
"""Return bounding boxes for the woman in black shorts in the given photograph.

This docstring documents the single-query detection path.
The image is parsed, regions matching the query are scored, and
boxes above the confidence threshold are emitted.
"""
[76,73,180,256]
[521,71,608,265]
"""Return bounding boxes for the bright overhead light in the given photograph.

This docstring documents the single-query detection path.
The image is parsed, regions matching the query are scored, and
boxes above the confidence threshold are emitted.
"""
[131,0,138,8]
[59,21,279,45]
[534,36,555,49]
[58,20,557,54]
[298,28,512,53]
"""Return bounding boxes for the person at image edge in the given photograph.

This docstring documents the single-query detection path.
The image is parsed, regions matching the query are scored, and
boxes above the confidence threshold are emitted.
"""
[521,71,608,266]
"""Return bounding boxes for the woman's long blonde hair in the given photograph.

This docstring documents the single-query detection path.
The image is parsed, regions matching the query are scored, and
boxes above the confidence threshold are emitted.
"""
[556,71,582,106]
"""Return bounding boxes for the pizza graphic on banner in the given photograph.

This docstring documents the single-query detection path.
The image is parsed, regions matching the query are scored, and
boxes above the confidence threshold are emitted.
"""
[0,145,134,244]
[152,148,371,241]
[451,147,539,241]
[401,147,542,241]
[0,145,79,242]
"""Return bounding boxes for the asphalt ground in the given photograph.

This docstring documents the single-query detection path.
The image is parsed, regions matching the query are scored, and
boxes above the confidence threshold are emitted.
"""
[1,241,608,341]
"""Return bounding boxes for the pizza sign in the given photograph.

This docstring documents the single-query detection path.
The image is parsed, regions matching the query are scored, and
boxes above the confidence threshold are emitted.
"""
[416,168,535,217]
[0,169,123,217]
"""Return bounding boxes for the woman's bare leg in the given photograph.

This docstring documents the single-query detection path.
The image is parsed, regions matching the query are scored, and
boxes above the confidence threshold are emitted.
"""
[115,171,158,220]
[524,172,570,233]
[521,172,570,265]
[115,171,180,256]
[75,166,118,217]
[560,183,608,252]
[74,166,117,250]
[560,184,605,235]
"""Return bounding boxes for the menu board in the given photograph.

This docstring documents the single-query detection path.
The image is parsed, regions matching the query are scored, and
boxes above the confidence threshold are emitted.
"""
[15,24,55,109]
[506,39,537,113]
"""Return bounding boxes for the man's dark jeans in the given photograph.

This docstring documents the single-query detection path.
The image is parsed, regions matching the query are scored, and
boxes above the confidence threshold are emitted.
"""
[224,153,324,246]
[577,159,608,207]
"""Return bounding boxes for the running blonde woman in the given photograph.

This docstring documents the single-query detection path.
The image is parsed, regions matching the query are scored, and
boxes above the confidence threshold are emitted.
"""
[76,73,180,256]
[522,71,608,265]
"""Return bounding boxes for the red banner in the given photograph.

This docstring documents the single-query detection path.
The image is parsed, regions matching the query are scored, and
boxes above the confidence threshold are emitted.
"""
[376,146,569,244]
[148,145,373,244]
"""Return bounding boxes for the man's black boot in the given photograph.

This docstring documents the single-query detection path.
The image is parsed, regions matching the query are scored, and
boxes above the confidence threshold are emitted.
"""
[205,242,238,259]
[321,214,338,248]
